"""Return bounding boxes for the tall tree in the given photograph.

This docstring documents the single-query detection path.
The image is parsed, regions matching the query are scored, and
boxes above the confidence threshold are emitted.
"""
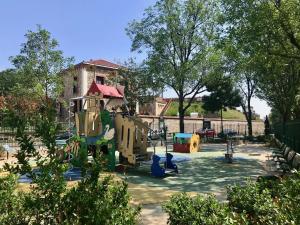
[10,25,74,100]
[222,0,300,126]
[256,58,300,126]
[223,45,258,137]
[127,0,220,132]
[202,76,242,133]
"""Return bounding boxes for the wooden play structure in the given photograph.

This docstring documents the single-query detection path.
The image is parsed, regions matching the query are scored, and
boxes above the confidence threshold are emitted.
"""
[68,93,116,171]
[60,81,180,177]
[65,90,152,170]
[173,133,201,153]
[115,114,152,165]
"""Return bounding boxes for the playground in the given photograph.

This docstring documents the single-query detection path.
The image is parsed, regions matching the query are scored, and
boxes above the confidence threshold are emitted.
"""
[0,84,276,225]
[119,143,271,203]
[0,142,273,225]
[0,90,274,202]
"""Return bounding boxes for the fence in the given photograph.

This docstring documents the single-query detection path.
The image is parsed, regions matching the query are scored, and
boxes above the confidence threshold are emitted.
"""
[0,120,69,149]
[273,120,300,153]
[140,116,265,135]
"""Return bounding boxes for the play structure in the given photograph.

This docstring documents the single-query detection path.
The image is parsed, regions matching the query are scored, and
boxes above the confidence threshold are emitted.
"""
[173,133,201,153]
[60,84,178,177]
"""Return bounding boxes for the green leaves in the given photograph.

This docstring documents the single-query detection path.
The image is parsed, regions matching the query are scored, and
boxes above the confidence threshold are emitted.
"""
[127,0,222,131]
[9,25,74,99]
[163,193,229,225]
[164,174,300,225]
[221,0,300,123]
[202,76,242,113]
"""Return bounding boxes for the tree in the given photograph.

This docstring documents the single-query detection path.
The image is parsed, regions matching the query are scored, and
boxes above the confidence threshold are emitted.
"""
[256,58,300,126]
[221,0,300,127]
[202,76,242,134]
[10,25,74,100]
[118,59,163,115]
[223,45,258,137]
[0,69,20,96]
[127,0,220,132]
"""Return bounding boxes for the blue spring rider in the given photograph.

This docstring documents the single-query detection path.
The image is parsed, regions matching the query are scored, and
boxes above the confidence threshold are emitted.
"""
[151,155,165,177]
[151,153,178,177]
[164,153,178,173]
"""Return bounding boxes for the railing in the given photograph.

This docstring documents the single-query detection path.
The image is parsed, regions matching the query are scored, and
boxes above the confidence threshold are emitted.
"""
[0,121,69,149]
[273,120,300,153]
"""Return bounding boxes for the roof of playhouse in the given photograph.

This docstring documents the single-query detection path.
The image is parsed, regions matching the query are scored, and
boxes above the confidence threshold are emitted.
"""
[86,81,124,98]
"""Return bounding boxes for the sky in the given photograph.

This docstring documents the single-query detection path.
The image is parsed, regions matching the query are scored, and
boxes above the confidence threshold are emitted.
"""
[0,0,270,118]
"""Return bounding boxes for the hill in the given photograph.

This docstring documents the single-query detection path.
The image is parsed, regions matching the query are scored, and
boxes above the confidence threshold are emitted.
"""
[164,101,248,120]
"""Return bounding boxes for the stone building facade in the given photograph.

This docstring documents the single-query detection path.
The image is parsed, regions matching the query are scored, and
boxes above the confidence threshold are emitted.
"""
[59,59,122,119]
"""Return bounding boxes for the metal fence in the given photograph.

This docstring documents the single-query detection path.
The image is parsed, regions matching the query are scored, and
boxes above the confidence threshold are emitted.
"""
[0,121,69,149]
[273,120,300,153]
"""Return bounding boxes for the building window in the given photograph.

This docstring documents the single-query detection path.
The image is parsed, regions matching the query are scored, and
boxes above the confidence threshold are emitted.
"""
[96,76,104,85]
[73,77,78,94]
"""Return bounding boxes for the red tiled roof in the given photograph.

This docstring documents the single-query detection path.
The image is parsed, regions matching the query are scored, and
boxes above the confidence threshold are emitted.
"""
[83,59,121,69]
[87,81,123,98]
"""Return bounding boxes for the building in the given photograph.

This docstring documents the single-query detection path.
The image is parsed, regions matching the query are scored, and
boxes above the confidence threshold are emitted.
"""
[59,59,124,119]
[138,97,168,116]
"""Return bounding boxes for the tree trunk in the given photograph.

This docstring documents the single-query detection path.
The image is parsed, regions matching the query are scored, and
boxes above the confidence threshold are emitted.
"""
[178,94,185,133]
[220,108,224,134]
[247,98,253,137]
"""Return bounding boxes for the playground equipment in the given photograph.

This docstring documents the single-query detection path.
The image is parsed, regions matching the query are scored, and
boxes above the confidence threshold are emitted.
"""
[115,114,152,165]
[173,133,200,153]
[60,82,179,177]
[63,93,116,171]
[225,139,234,163]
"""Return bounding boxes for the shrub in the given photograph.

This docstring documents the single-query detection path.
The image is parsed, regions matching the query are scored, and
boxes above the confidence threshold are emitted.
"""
[164,175,300,225]
[1,103,140,224]
[163,193,228,225]
[63,176,140,225]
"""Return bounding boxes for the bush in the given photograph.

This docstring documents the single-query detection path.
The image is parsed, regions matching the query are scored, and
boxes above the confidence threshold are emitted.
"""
[164,174,300,225]
[163,193,228,225]
[0,175,28,224]
[63,176,140,225]
[1,104,140,224]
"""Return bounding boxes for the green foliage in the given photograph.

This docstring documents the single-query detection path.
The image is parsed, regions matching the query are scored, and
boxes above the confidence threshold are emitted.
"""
[202,76,241,113]
[0,104,139,224]
[165,101,205,117]
[62,176,140,225]
[127,0,221,131]
[0,175,28,225]
[163,193,229,225]
[9,25,74,99]
[164,173,300,225]
[221,0,300,123]
[0,69,20,96]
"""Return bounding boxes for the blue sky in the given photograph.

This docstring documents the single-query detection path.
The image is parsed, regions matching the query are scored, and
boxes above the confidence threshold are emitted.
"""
[0,0,270,118]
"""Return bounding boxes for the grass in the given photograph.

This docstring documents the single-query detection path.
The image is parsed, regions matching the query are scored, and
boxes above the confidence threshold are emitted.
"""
[222,108,245,120]
[165,101,247,120]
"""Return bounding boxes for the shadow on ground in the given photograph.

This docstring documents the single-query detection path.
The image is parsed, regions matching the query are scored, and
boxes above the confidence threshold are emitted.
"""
[119,145,269,199]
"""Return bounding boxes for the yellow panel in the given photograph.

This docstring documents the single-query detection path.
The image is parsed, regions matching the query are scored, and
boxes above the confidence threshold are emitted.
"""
[189,134,200,153]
